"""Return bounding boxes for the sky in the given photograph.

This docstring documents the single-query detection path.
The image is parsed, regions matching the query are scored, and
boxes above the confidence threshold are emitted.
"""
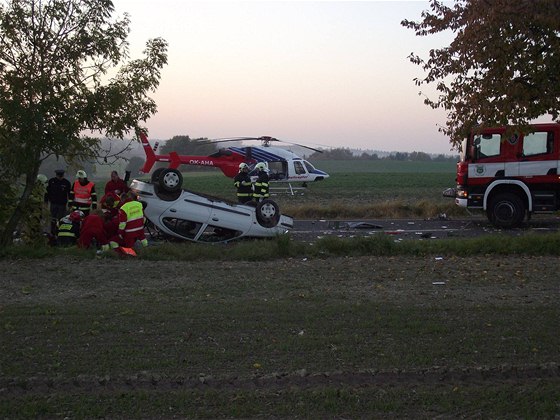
[112,0,457,154]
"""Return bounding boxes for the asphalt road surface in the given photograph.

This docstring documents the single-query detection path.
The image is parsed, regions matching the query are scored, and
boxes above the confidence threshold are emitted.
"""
[291,214,560,242]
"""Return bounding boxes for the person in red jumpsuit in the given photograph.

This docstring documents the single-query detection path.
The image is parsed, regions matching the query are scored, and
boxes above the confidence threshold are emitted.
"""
[104,171,129,196]
[100,194,120,238]
[78,209,110,251]
[99,190,121,212]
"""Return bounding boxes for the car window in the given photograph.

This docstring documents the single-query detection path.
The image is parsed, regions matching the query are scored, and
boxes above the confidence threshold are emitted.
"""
[162,217,202,239]
[198,225,242,242]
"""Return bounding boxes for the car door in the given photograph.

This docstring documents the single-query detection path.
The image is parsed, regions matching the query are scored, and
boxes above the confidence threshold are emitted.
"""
[207,200,253,234]
[518,130,556,181]
[157,191,211,240]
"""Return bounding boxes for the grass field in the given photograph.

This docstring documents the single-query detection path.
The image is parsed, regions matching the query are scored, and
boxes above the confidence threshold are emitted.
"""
[3,160,559,418]
[311,159,457,174]
[124,160,463,219]
[91,160,461,219]
[99,159,457,197]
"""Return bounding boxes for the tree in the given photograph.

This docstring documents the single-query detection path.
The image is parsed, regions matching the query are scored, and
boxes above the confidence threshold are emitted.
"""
[157,135,221,172]
[160,135,218,156]
[408,151,432,161]
[390,152,409,161]
[402,0,560,147]
[308,147,354,160]
[0,0,168,246]
[125,156,145,179]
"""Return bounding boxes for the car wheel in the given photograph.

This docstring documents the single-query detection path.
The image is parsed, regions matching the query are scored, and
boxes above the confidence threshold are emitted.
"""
[151,168,165,184]
[158,168,183,193]
[487,192,525,228]
[256,199,280,228]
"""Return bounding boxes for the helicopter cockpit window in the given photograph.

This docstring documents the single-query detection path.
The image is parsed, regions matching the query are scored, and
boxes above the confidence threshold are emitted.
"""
[303,161,316,172]
[162,217,202,240]
[293,161,306,175]
[198,225,242,243]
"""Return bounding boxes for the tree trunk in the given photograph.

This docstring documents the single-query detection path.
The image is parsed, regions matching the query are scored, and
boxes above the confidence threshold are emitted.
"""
[0,167,40,248]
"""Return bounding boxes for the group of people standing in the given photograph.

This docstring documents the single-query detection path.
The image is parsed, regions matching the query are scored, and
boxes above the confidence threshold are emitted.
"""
[44,169,147,252]
[233,162,270,204]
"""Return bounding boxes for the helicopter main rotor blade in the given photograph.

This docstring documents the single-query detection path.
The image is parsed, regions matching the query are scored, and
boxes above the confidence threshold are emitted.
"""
[246,136,325,153]
[196,137,263,146]
[268,138,324,153]
[197,136,324,153]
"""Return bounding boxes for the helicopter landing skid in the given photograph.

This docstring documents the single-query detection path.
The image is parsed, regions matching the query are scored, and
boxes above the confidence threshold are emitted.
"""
[270,183,307,196]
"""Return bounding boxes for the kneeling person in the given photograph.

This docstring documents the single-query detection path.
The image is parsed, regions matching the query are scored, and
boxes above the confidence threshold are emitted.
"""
[57,210,83,246]
[78,209,110,251]
[110,192,148,249]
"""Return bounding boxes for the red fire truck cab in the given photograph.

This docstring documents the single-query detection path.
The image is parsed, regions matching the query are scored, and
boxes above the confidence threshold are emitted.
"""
[444,123,560,228]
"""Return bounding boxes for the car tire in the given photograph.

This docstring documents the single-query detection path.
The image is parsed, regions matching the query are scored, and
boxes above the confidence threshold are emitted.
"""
[151,168,165,184]
[158,168,183,193]
[487,192,525,228]
[256,199,280,228]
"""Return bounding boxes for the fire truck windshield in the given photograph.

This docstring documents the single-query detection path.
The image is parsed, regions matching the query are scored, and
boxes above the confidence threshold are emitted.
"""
[474,133,501,159]
[460,138,468,161]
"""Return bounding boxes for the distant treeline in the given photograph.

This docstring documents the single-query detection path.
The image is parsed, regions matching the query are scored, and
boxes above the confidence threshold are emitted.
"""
[308,148,459,162]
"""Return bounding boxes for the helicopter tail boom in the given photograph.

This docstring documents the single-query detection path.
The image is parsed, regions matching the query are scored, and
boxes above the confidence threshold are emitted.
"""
[139,132,157,173]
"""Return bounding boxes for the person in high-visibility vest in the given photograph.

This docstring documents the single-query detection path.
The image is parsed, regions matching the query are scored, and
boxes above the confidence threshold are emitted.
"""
[69,170,97,215]
[233,163,253,203]
[252,162,270,202]
[109,192,148,249]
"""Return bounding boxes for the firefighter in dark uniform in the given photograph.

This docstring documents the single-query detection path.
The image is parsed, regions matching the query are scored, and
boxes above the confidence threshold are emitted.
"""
[233,163,253,204]
[57,210,83,246]
[253,162,270,202]
[45,169,71,235]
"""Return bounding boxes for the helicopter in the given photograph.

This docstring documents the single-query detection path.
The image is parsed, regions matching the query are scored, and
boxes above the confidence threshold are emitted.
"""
[138,132,329,194]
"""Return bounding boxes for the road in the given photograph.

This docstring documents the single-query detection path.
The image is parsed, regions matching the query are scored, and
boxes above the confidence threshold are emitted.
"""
[290,214,560,242]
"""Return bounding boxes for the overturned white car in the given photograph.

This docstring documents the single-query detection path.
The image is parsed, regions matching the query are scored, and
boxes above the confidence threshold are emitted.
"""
[129,174,293,243]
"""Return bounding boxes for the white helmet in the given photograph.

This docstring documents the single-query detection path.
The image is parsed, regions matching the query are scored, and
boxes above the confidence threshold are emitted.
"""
[36,174,48,184]
[76,169,87,178]
[239,163,248,170]
[255,162,267,171]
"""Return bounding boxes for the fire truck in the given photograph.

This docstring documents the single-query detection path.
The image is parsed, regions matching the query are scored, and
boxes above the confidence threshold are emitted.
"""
[444,123,560,228]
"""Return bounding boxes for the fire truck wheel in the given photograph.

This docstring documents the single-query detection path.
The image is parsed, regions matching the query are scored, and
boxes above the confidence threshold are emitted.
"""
[158,168,183,193]
[256,199,280,228]
[487,192,525,228]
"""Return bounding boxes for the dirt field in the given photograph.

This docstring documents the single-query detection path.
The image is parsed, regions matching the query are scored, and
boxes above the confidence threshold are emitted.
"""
[1,254,559,417]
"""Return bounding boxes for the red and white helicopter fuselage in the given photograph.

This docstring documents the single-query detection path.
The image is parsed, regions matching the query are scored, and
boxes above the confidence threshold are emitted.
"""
[138,132,329,185]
